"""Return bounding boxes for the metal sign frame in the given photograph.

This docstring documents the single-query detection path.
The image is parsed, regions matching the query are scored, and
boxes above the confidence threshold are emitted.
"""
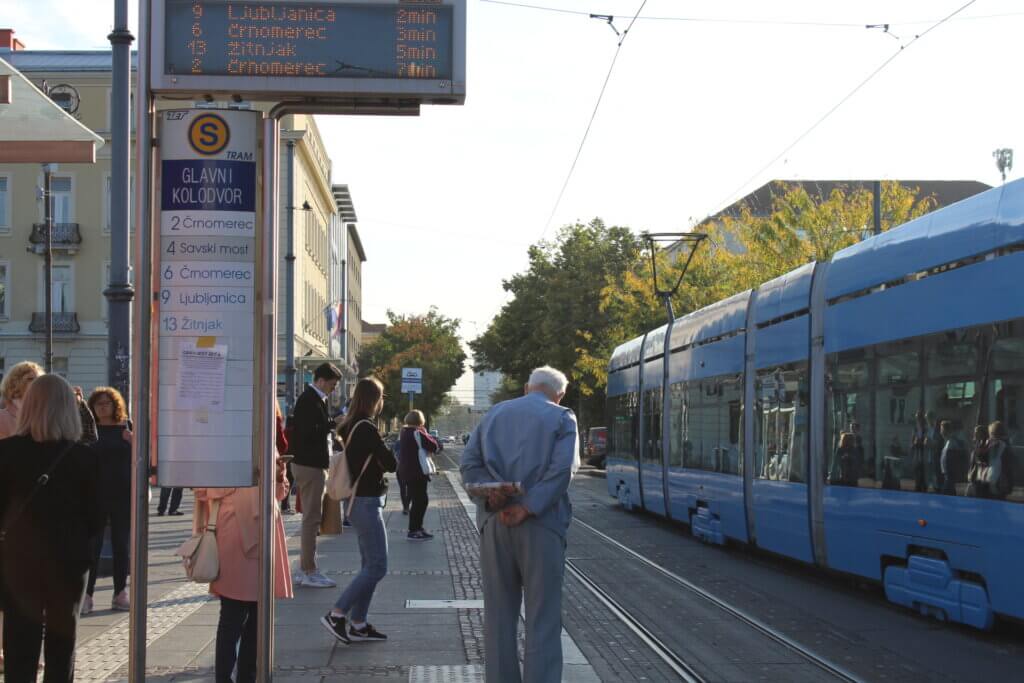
[150,0,466,104]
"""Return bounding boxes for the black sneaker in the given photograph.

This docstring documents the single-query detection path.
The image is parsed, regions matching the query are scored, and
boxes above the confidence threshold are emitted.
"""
[407,530,430,541]
[320,613,351,644]
[349,623,387,641]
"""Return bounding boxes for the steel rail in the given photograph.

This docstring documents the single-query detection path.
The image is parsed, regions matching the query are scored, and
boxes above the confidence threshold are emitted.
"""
[565,559,705,683]
[571,517,864,683]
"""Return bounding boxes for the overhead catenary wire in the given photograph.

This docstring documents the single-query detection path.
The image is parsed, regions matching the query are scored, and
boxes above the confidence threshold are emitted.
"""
[703,0,979,222]
[538,0,649,241]
[480,0,1021,28]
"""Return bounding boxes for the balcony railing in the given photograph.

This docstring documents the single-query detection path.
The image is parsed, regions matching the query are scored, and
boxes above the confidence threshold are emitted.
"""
[29,223,83,254]
[29,312,80,334]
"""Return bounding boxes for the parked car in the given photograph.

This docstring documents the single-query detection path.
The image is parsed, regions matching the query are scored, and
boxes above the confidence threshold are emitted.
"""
[585,426,607,468]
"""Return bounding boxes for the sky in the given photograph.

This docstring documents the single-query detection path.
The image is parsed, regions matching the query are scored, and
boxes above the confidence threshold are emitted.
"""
[5,0,1022,399]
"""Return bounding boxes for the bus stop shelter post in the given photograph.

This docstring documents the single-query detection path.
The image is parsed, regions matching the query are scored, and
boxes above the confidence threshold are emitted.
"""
[129,0,154,679]
[257,113,281,682]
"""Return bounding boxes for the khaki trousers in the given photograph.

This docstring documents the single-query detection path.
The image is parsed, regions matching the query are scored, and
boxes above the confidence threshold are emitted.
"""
[291,463,326,572]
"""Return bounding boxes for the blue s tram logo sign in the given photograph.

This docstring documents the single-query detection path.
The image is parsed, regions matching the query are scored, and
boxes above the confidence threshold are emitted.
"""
[188,113,231,156]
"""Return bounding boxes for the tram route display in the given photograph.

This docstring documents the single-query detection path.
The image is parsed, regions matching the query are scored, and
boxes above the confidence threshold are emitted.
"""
[165,0,454,80]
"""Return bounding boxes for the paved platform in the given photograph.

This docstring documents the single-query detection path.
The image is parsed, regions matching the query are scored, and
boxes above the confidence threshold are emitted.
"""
[45,466,599,682]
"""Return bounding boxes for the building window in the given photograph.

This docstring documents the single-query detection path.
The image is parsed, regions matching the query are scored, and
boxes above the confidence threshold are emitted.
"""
[40,263,74,313]
[49,176,74,224]
[0,261,9,319]
[0,176,10,233]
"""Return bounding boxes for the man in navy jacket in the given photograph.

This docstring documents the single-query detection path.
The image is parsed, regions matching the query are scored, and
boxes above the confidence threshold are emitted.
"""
[290,362,341,588]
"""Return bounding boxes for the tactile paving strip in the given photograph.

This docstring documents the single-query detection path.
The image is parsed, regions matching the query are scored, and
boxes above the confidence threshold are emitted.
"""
[408,664,484,683]
[74,515,304,682]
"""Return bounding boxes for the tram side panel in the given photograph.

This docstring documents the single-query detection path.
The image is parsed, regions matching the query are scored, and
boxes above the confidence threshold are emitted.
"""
[666,334,749,544]
[606,366,642,510]
[822,253,1024,624]
[750,315,815,563]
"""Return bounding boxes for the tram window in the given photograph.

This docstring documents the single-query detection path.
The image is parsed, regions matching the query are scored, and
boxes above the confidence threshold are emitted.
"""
[986,332,1024,502]
[644,388,662,464]
[721,375,742,475]
[827,355,875,487]
[668,383,685,467]
[756,364,808,482]
[608,392,638,462]
[684,384,702,469]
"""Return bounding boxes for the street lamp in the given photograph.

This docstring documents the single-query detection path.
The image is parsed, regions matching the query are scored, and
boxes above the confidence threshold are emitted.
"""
[34,164,55,372]
[993,148,1013,183]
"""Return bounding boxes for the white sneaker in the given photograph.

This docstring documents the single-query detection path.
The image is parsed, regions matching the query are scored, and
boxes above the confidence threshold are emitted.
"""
[292,571,308,587]
[80,594,94,616]
[304,570,336,588]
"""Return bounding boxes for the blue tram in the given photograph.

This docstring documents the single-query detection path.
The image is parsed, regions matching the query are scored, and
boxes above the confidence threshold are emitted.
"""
[606,179,1024,630]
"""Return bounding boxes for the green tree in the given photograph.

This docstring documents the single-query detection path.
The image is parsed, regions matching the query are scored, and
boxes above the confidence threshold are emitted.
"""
[718,181,936,291]
[471,219,642,428]
[357,308,466,424]
[475,182,943,433]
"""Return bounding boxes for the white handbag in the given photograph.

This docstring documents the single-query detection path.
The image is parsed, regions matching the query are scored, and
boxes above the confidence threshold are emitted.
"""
[175,499,221,583]
[415,431,438,476]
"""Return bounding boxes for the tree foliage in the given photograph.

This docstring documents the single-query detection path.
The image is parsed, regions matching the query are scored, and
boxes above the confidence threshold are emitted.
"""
[472,182,941,431]
[470,219,641,424]
[357,308,466,424]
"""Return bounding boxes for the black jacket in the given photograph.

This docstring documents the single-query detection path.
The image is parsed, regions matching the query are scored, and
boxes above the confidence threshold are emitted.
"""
[0,436,102,591]
[339,418,396,497]
[95,424,132,508]
[290,385,333,469]
[398,426,439,485]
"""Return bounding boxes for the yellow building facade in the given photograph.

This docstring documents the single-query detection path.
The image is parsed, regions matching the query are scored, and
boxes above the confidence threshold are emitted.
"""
[2,41,350,396]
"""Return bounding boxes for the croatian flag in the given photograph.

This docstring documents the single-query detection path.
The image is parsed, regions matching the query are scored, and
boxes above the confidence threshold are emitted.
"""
[333,302,344,338]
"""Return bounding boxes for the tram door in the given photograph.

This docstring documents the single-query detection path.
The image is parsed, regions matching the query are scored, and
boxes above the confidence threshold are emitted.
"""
[640,385,667,516]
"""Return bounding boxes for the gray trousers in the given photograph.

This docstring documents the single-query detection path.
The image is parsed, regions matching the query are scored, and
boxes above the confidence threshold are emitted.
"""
[479,516,566,683]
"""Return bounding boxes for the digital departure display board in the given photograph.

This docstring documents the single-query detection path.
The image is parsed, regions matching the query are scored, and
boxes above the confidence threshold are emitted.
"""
[152,0,466,104]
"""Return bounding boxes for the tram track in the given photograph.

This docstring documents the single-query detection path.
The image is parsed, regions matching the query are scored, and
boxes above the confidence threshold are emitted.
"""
[570,515,865,683]
[565,557,706,682]
[440,448,861,681]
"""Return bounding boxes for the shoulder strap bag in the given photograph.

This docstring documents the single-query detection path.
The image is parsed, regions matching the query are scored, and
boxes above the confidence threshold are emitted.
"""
[414,431,438,476]
[175,498,222,583]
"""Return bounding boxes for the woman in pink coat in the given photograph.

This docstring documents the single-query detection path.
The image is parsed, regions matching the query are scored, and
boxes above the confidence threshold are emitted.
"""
[194,455,293,683]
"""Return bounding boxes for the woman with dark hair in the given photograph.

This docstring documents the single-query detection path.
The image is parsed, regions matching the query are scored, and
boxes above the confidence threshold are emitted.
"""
[0,374,101,681]
[82,386,133,615]
[320,377,396,644]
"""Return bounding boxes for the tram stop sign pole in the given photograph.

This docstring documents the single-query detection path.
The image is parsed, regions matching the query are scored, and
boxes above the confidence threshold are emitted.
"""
[132,1,466,681]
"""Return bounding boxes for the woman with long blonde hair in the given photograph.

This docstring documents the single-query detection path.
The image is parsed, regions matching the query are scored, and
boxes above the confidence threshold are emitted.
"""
[0,374,101,681]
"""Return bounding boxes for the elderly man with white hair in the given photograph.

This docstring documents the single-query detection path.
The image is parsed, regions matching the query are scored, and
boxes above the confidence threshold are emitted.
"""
[461,365,580,683]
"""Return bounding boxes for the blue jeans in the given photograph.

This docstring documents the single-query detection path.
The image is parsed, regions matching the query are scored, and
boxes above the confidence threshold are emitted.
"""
[334,495,388,622]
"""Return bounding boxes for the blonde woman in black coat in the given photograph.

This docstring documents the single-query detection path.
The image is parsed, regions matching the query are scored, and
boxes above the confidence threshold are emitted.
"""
[0,375,102,682]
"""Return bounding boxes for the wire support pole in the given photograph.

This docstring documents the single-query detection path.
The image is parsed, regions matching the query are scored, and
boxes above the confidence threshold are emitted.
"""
[257,114,281,682]
[106,0,135,399]
[42,166,53,372]
[128,0,155,679]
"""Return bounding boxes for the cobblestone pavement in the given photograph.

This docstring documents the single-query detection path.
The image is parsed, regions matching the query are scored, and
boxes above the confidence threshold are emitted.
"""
[435,474,485,664]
